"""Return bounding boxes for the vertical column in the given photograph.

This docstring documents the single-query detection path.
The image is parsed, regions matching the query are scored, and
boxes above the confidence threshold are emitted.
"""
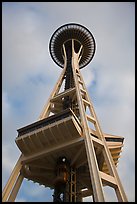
[2,155,23,202]
[7,173,24,202]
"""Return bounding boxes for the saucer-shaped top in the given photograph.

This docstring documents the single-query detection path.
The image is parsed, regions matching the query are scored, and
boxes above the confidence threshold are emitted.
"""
[49,23,96,69]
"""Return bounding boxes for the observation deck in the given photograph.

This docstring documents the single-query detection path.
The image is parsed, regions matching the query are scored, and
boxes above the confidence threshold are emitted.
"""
[49,23,96,69]
[16,108,123,194]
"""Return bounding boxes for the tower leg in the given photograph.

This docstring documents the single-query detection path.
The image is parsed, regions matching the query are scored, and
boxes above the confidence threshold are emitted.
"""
[7,173,24,202]
[2,155,23,202]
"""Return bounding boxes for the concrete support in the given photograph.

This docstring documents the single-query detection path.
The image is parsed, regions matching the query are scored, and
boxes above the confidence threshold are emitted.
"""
[2,155,23,202]
[7,173,24,202]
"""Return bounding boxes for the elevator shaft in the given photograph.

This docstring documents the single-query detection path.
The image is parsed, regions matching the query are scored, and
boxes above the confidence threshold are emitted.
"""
[53,157,77,202]
[63,43,74,110]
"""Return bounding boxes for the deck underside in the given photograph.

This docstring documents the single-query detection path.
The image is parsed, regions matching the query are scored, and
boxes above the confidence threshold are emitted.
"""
[16,109,124,197]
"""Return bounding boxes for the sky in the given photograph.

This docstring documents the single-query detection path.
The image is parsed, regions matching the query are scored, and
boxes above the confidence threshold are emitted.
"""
[2,2,135,202]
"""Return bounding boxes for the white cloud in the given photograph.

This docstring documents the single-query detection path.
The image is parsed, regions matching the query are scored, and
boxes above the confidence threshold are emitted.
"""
[2,145,16,172]
[2,92,10,118]
[81,68,96,87]
[15,198,27,202]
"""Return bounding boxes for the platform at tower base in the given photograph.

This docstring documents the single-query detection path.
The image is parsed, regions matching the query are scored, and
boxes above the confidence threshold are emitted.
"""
[16,108,124,198]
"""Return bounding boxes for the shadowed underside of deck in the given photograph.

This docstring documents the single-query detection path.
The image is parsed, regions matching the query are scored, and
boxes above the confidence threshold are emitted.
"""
[16,109,124,196]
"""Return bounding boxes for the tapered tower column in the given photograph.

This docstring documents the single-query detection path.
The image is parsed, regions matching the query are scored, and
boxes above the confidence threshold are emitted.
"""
[2,155,23,202]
